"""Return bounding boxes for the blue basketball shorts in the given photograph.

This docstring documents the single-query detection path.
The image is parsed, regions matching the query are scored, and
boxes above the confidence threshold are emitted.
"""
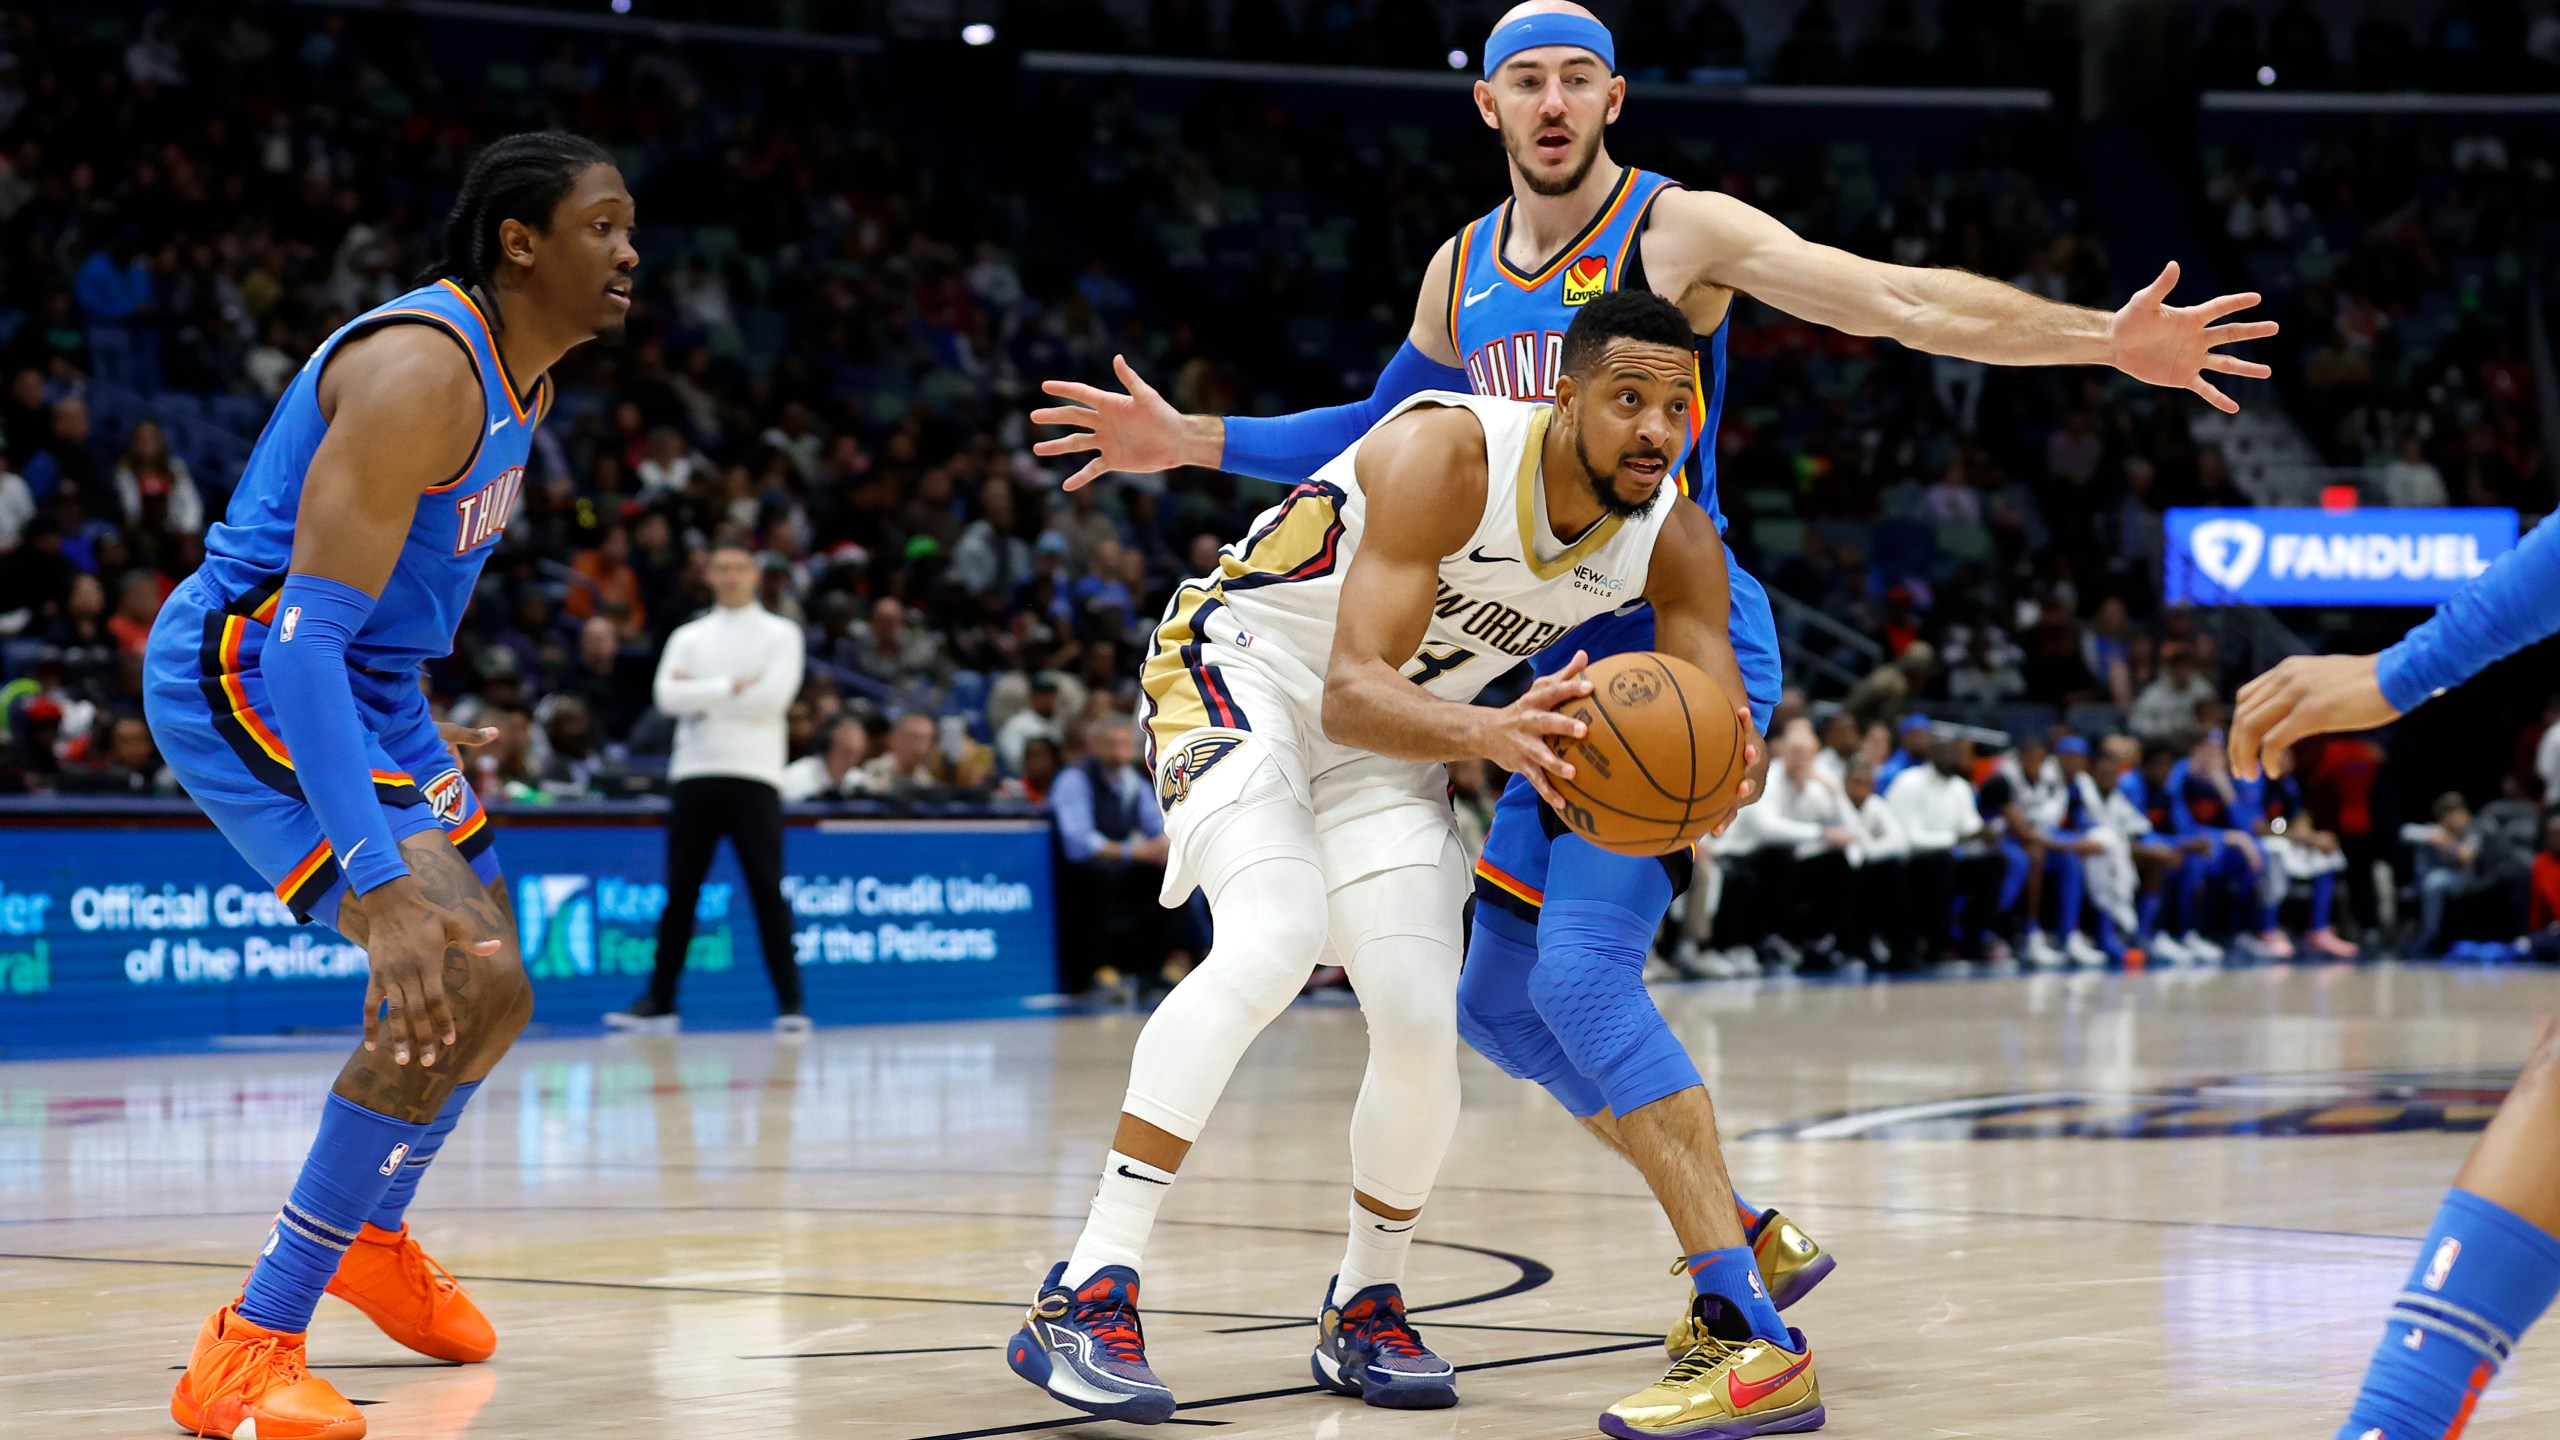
[141,574,501,933]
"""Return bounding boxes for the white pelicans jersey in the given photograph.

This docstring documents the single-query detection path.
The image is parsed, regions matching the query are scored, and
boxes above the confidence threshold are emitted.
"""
[1138,390,1671,764]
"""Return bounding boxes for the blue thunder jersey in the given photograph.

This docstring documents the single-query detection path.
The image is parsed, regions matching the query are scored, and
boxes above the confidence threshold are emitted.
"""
[1444,167,1772,707]
[193,279,546,670]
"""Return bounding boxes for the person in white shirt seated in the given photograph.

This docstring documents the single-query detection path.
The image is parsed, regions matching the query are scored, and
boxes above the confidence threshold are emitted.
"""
[1812,712,1860,790]
[995,673,1067,775]
[781,713,876,802]
[1884,735,2007,962]
[1712,720,1863,969]
[1840,758,1917,967]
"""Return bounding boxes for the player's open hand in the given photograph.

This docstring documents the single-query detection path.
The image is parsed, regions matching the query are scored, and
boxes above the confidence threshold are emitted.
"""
[437,721,498,748]
[2107,260,2278,414]
[1487,650,1595,811]
[1030,355,1218,490]
[362,876,502,1068]
[2229,652,2399,780]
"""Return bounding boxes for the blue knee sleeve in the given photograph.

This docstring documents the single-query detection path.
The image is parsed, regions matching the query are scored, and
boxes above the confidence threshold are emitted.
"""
[1460,904,1607,1117]
[2049,848,2085,936]
[1527,841,1697,1118]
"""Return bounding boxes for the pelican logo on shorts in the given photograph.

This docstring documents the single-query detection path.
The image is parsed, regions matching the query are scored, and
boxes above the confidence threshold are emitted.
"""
[1561,254,1608,307]
[2423,1237,2461,1291]
[1159,735,1243,811]
[1606,667,1663,709]
[379,1142,410,1177]
[423,767,470,825]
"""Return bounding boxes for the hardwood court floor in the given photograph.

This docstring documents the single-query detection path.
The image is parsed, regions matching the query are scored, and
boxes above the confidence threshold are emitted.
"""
[5,963,2558,1439]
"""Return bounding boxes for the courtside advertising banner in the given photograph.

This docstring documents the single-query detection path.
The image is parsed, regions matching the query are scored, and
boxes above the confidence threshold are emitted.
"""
[2164,506,2518,607]
[0,818,1056,1055]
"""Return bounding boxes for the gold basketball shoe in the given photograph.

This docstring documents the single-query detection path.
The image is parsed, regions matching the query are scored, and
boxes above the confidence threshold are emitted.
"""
[1601,1329,1824,1439]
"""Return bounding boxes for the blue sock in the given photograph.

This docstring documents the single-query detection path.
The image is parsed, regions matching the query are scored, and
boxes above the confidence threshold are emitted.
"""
[2310,873,2336,931]
[1732,1191,1765,1242]
[2336,1189,2560,1440]
[2137,890,2163,941]
[237,1093,432,1333]
[369,1080,478,1232]
[1686,1246,1788,1344]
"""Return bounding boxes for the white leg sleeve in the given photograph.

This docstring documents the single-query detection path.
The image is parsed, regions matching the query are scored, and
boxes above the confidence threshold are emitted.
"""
[1333,835,1468,1211]
[1120,850,1329,1141]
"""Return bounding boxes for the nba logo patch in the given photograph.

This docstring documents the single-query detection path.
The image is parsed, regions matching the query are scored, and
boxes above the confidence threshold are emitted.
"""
[423,767,470,825]
[1561,254,1608,306]
[1159,735,1242,811]
[278,605,301,642]
[380,1143,410,1177]
[2423,1236,2461,1291]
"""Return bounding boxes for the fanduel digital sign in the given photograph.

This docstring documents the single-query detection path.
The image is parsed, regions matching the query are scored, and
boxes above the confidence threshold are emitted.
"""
[2164,507,2518,606]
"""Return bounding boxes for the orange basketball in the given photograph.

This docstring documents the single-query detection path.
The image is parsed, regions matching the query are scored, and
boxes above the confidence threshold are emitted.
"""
[1548,651,1746,857]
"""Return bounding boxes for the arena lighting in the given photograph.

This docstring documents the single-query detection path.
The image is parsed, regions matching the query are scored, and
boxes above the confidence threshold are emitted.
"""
[2257,65,2276,85]
[1447,49,1469,69]
[962,23,996,46]
[609,0,630,12]
[2322,485,2361,511]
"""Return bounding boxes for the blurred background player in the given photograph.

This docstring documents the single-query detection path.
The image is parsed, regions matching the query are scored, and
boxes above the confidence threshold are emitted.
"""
[2231,498,2560,1440]
[141,132,633,1440]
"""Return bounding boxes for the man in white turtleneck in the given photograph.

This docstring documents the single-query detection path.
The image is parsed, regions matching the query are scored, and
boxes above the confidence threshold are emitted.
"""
[605,543,809,1033]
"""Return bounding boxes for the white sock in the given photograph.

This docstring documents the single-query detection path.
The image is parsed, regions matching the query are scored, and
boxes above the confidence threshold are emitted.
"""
[1064,1150,1176,1286]
[1334,1198,1419,1303]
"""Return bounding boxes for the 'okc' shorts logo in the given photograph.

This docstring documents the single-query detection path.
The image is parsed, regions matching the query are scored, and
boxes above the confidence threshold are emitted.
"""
[423,768,470,825]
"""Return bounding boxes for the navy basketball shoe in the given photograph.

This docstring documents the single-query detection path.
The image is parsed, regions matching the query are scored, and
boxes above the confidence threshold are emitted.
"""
[1311,1278,1459,1409]
[1007,1262,1178,1423]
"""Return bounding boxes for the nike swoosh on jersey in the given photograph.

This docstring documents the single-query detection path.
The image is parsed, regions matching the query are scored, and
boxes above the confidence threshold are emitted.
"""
[1466,546,1520,565]
[488,414,510,435]
[1462,283,1503,307]
[1726,1353,1812,1409]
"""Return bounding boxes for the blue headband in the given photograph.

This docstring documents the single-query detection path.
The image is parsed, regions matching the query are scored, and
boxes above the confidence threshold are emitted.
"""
[1482,14,1616,78]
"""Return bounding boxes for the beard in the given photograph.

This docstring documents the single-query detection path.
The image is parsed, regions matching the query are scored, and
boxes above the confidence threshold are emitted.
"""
[1571,425,1667,520]
[1506,122,1603,198]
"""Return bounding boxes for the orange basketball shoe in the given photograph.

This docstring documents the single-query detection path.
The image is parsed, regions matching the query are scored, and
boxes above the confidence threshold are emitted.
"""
[170,1303,365,1440]
[323,1222,496,1363]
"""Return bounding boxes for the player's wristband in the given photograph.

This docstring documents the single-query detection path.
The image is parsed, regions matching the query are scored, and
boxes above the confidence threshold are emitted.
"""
[2375,514,2560,713]
[262,574,410,896]
[1220,340,1469,483]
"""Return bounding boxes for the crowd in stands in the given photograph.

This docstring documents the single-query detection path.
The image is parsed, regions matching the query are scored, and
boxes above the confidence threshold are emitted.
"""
[1647,697,2560,978]
[0,4,2551,986]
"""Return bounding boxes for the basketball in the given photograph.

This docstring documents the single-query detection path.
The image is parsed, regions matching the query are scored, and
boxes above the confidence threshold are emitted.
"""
[1548,651,1746,857]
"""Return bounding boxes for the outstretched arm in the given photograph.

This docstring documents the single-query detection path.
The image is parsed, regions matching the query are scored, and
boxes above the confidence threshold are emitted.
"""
[2232,514,2560,778]
[1645,188,2276,413]
[1319,405,1594,806]
[1031,240,1470,490]
[1642,501,1764,823]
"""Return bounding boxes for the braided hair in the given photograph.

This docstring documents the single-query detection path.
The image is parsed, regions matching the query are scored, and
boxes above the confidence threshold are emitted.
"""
[415,131,616,318]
